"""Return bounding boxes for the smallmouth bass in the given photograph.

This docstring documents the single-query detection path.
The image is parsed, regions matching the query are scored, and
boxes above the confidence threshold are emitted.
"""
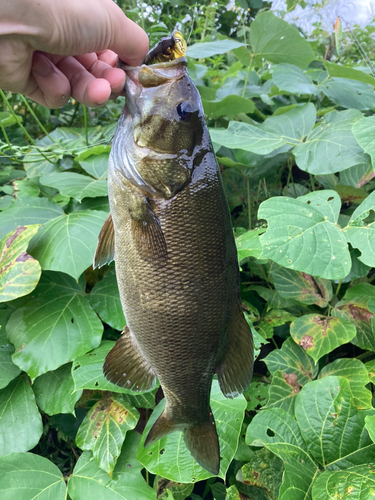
[94,32,253,475]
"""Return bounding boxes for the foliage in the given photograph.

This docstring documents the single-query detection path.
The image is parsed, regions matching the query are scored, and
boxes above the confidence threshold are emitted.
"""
[1,2,375,499]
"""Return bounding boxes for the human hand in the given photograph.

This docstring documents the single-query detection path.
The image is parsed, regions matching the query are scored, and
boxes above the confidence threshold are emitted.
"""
[0,0,149,108]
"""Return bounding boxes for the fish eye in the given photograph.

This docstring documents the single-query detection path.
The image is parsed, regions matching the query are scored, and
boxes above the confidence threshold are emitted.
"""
[177,102,193,122]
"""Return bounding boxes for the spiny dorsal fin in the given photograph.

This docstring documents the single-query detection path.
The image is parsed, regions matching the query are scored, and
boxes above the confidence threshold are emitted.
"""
[103,326,156,392]
[93,213,115,269]
[216,307,254,398]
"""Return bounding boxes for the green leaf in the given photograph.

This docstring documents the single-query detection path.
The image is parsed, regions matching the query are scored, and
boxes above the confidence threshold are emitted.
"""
[295,376,375,468]
[29,210,107,280]
[68,432,156,500]
[294,109,367,175]
[186,40,245,59]
[0,111,22,127]
[210,103,315,155]
[78,152,110,179]
[257,309,296,339]
[290,314,356,362]
[258,195,351,279]
[345,190,375,267]
[324,62,375,87]
[153,475,194,500]
[203,95,255,118]
[365,415,375,443]
[264,337,318,386]
[76,394,139,475]
[320,78,375,111]
[335,184,368,205]
[312,464,375,500]
[250,11,315,68]
[89,269,126,331]
[319,358,372,410]
[0,197,63,240]
[0,310,21,390]
[235,228,263,261]
[236,448,283,500]
[270,265,333,307]
[273,64,319,95]
[243,377,269,411]
[40,172,107,202]
[0,376,43,457]
[265,370,300,414]
[352,115,375,167]
[340,161,374,188]
[0,452,66,500]
[23,150,59,178]
[138,380,246,482]
[7,272,103,380]
[245,407,319,500]
[33,363,83,415]
[0,225,41,302]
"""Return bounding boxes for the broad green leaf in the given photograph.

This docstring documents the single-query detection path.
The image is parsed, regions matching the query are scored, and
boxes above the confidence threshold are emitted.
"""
[29,210,107,280]
[235,228,263,261]
[295,376,375,468]
[243,377,269,411]
[340,161,374,188]
[236,448,283,499]
[335,184,368,204]
[318,358,372,410]
[247,286,297,310]
[312,464,375,500]
[264,337,318,386]
[290,314,356,362]
[7,272,103,379]
[345,190,375,267]
[259,196,351,279]
[0,376,43,457]
[265,370,300,414]
[332,291,375,351]
[33,363,83,415]
[270,265,333,307]
[245,407,318,500]
[0,310,21,390]
[257,309,296,339]
[186,40,245,59]
[366,360,375,384]
[72,340,158,404]
[12,178,40,199]
[324,62,375,87]
[23,149,59,178]
[68,432,156,500]
[203,95,255,118]
[0,197,63,240]
[75,144,111,161]
[0,452,66,500]
[153,475,194,500]
[294,109,367,175]
[78,152,109,179]
[320,78,375,111]
[138,380,246,482]
[89,268,126,331]
[250,11,315,68]
[298,189,341,223]
[365,415,375,443]
[76,394,139,475]
[0,225,41,302]
[352,115,375,167]
[0,111,22,127]
[40,172,107,202]
[273,64,319,95]
[210,103,315,155]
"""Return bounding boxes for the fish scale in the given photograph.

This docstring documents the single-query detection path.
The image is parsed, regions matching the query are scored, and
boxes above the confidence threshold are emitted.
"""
[94,33,254,475]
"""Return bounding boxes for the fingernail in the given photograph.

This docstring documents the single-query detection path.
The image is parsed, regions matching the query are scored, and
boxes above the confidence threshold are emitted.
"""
[95,97,109,106]
[33,54,54,77]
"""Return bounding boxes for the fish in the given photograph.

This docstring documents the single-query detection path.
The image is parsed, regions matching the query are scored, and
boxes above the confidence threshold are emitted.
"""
[93,32,254,475]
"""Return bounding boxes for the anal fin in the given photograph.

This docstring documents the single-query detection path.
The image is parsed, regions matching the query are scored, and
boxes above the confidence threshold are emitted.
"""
[93,213,115,269]
[216,307,254,398]
[103,326,156,391]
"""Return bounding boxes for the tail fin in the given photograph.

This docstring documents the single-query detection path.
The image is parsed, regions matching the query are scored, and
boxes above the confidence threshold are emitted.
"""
[144,410,220,476]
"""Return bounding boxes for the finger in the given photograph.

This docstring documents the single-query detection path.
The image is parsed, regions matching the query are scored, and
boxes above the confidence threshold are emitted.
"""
[97,50,118,67]
[56,55,111,106]
[74,54,125,94]
[29,52,71,108]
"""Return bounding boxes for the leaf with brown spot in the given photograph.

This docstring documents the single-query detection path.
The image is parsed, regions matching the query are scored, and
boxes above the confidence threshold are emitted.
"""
[0,225,41,302]
[76,393,139,475]
[153,475,193,499]
[236,447,283,500]
[265,370,300,415]
[290,314,356,362]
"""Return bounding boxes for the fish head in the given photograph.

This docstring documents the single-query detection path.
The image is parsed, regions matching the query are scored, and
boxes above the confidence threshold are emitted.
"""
[124,58,204,156]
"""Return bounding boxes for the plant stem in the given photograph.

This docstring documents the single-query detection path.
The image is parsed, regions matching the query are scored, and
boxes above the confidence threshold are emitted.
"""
[0,122,13,154]
[242,54,254,98]
[19,95,55,143]
[83,105,89,146]
[309,173,315,191]
[247,177,252,230]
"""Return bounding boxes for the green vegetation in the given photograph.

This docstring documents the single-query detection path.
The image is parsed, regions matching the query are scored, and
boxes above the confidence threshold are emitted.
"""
[1,2,375,499]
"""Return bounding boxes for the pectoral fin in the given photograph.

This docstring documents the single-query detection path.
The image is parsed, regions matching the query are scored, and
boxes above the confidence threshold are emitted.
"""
[93,213,115,269]
[103,326,156,391]
[216,308,254,398]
